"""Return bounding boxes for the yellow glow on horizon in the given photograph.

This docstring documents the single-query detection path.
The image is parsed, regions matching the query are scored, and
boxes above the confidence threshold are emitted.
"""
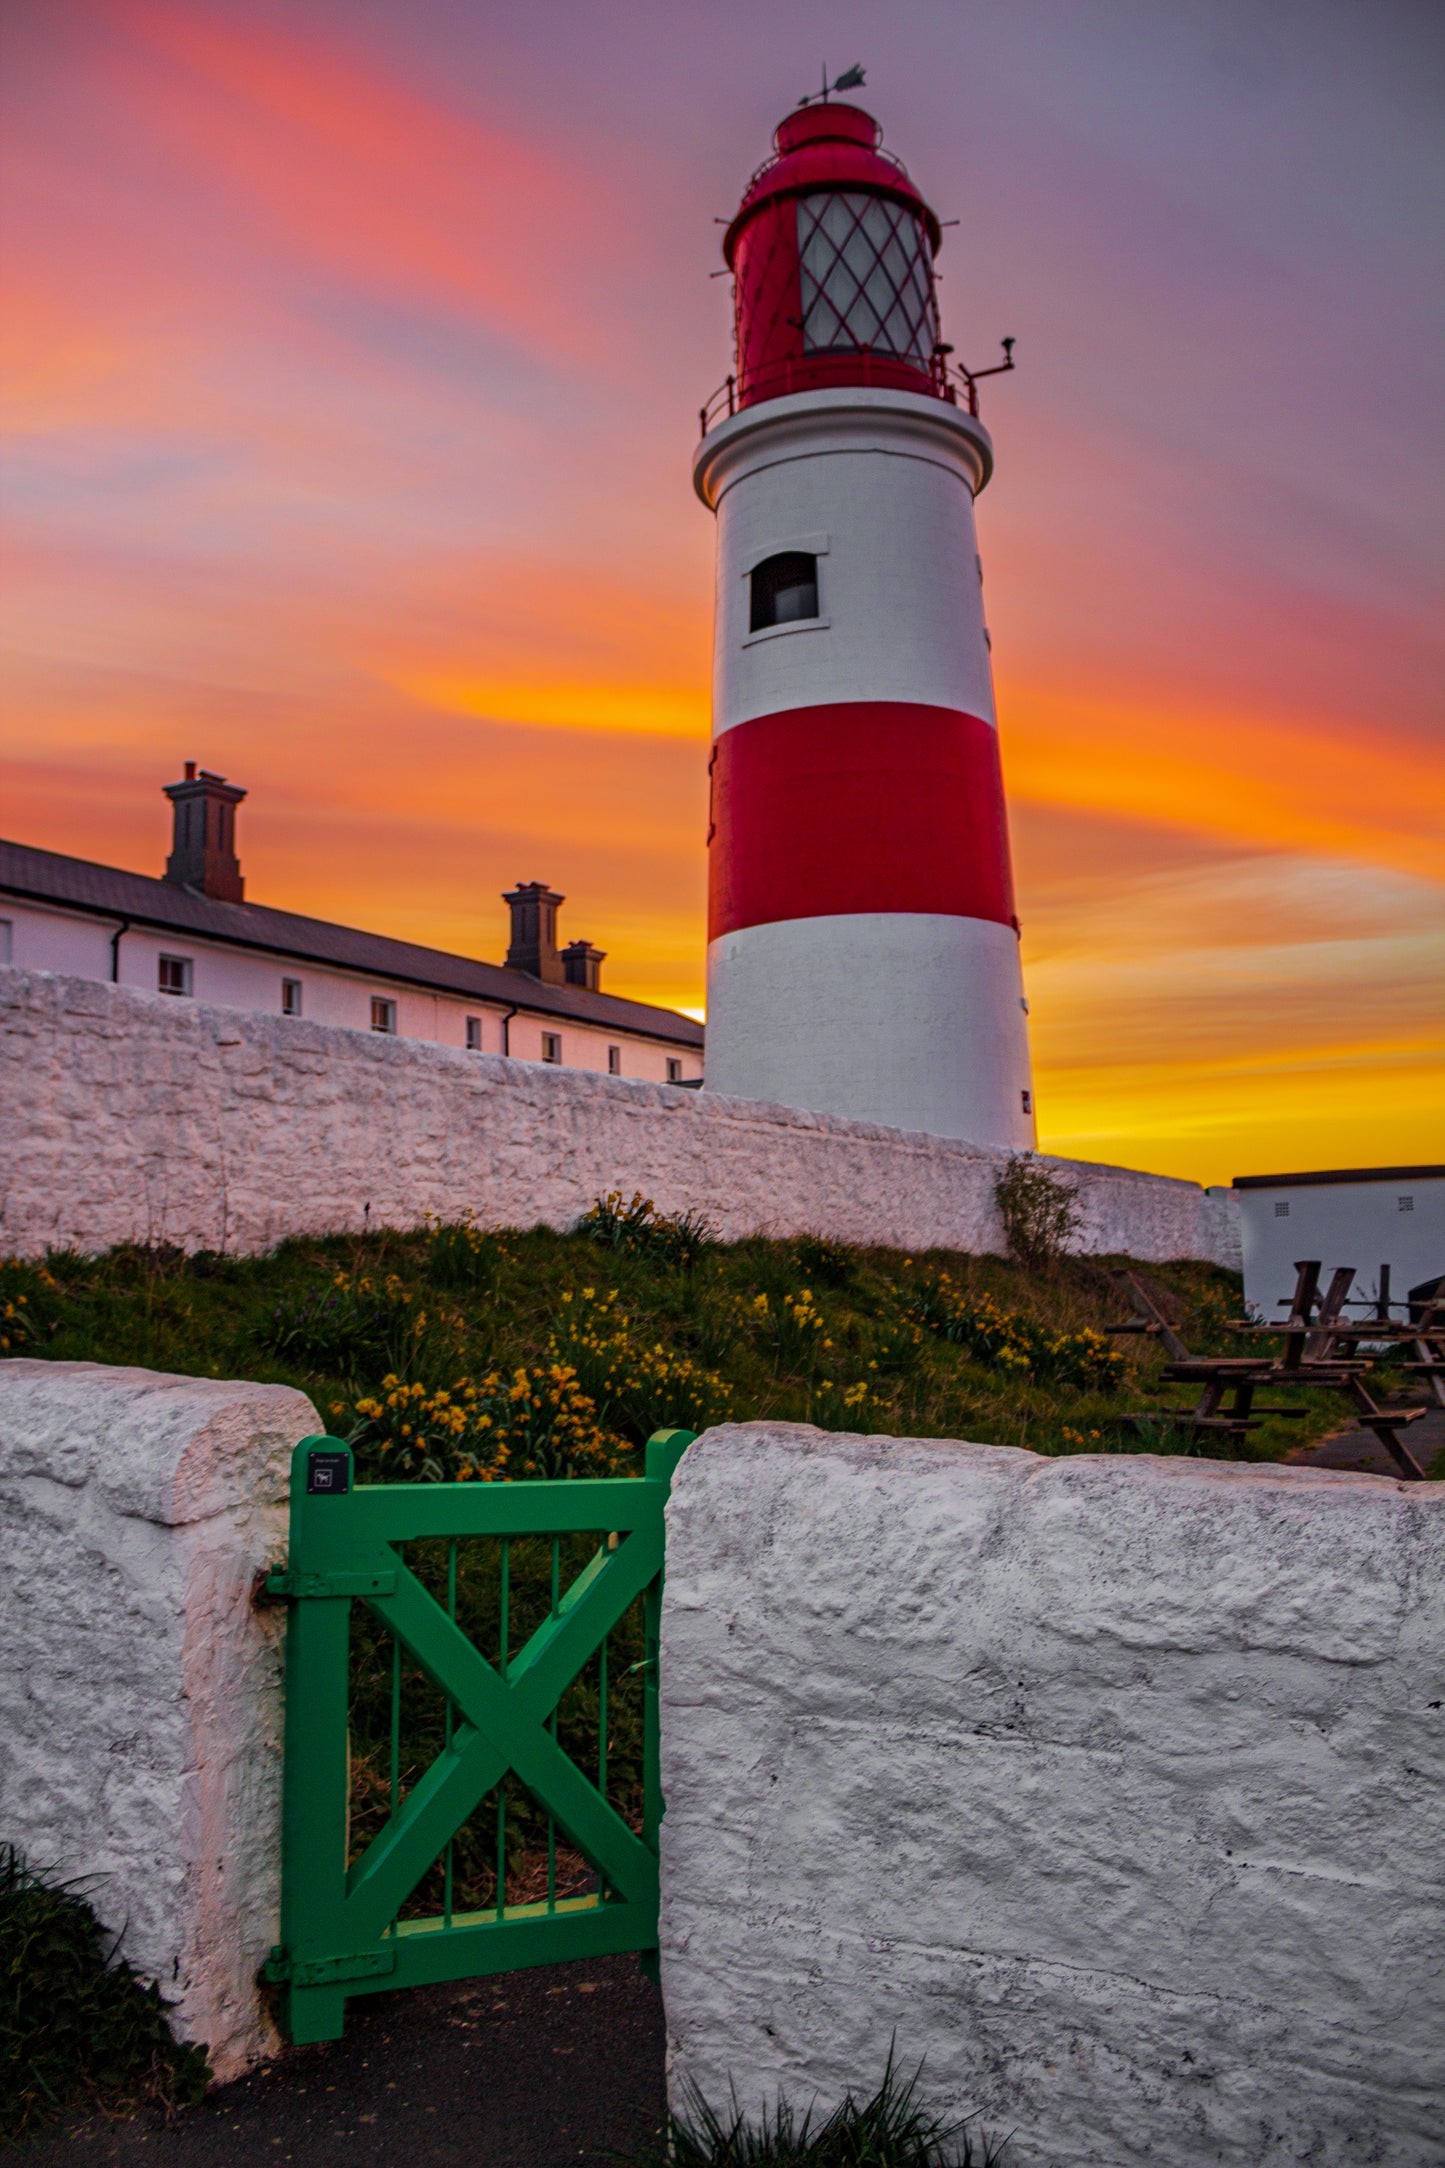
[392,672,710,740]
[1038,1033,1444,1187]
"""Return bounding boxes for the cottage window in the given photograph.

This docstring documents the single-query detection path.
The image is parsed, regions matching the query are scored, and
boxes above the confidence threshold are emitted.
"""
[607,1045,621,1076]
[371,997,397,1035]
[466,1016,483,1052]
[281,978,303,1017]
[666,1057,684,1084]
[158,954,192,996]
[541,1032,562,1064]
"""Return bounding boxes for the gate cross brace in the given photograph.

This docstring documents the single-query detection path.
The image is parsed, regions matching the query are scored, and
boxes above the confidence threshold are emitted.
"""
[336,1532,661,1943]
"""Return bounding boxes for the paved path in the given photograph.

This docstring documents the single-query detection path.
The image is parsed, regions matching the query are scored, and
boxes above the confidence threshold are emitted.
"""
[4,1954,664,2168]
[1289,1406,1445,1479]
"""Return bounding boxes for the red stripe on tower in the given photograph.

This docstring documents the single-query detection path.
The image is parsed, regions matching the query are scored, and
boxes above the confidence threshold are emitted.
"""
[708,702,1017,940]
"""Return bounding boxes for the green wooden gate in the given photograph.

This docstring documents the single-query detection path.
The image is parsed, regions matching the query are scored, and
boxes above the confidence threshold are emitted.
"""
[262,1427,694,2043]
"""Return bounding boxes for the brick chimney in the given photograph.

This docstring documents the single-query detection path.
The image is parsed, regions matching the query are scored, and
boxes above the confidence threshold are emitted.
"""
[562,939,605,992]
[163,763,246,902]
[503,882,565,983]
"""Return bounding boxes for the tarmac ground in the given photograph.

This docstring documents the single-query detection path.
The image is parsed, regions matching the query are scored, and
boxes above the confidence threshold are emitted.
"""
[3,1954,665,2168]
[1289,1405,1444,1478]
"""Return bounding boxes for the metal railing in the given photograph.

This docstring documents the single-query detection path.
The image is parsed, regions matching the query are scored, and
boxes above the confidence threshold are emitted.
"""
[696,344,1009,436]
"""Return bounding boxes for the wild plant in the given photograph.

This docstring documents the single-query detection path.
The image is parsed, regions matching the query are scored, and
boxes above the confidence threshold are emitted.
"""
[347,1363,620,1482]
[575,1190,717,1269]
[424,1214,513,1293]
[257,1271,459,1384]
[906,1274,1124,1393]
[549,1285,732,1443]
[750,1285,831,1375]
[992,1156,1081,1269]
[791,1232,855,1286]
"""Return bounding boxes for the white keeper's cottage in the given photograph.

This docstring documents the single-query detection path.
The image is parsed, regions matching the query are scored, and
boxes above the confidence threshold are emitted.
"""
[0,765,704,1084]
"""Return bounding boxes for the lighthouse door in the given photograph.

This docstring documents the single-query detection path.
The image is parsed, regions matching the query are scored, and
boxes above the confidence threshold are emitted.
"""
[262,1429,693,2044]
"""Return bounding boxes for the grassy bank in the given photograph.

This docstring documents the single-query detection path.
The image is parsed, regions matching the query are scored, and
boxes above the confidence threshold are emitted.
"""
[0,1209,1335,1472]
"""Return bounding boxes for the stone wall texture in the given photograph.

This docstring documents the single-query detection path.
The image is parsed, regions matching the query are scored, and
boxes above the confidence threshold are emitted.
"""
[659,1424,1445,2168]
[0,968,1239,1266]
[0,1359,318,2081]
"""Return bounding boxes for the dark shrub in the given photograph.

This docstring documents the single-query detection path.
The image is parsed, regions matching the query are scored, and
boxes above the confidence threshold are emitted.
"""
[0,1846,208,2139]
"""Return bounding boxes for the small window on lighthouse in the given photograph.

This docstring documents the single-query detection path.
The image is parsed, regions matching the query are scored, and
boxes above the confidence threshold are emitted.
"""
[751,552,819,633]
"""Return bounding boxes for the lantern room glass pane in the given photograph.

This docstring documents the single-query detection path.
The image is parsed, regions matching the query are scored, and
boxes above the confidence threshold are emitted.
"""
[797,193,937,364]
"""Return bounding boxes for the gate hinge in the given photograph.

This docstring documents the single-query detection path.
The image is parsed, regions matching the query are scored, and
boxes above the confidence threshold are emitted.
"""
[264,1568,397,1601]
[264,1944,398,1988]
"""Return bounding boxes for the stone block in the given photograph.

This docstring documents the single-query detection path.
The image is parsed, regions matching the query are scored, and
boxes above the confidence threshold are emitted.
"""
[0,1359,319,2081]
[659,1423,1445,2166]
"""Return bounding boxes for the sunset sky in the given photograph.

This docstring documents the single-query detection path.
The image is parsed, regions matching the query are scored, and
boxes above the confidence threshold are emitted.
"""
[2,0,1441,1184]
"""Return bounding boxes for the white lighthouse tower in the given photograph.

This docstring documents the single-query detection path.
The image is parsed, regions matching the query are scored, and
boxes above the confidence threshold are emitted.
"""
[694,95,1036,1148]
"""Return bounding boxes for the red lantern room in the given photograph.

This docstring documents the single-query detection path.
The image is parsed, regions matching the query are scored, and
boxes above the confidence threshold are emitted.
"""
[721,101,947,412]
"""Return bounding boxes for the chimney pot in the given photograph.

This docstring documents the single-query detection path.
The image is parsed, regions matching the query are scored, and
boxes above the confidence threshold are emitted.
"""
[562,939,606,992]
[163,766,246,901]
[503,882,566,983]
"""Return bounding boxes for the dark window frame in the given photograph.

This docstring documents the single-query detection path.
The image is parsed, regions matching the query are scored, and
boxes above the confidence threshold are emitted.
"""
[541,1031,562,1065]
[371,996,397,1035]
[281,977,303,1017]
[750,551,819,634]
[158,953,193,997]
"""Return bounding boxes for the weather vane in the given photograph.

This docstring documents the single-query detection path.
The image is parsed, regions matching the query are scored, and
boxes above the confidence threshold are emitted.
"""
[799,62,866,106]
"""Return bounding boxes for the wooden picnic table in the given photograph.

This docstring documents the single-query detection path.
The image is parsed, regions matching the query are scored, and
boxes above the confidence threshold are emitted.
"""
[1108,1264,1440,1479]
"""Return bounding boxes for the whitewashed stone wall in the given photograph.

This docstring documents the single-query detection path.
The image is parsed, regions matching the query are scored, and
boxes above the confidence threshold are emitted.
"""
[0,968,1238,1266]
[660,1424,1445,2168]
[0,1360,318,2081]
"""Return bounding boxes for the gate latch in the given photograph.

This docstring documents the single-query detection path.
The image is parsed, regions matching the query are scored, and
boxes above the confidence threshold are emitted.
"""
[263,1568,397,1601]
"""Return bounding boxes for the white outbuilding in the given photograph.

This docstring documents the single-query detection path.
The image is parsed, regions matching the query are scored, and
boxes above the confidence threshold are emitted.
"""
[1233,1165,1444,1321]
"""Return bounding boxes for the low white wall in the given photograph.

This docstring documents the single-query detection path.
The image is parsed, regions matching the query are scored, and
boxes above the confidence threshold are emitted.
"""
[0,968,1239,1266]
[659,1424,1445,2167]
[0,1360,317,2081]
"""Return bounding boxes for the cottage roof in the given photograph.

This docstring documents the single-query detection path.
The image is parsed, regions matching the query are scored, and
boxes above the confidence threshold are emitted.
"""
[0,838,705,1050]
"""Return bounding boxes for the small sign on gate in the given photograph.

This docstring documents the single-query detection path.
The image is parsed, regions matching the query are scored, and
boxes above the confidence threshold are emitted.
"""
[305,1449,351,1495]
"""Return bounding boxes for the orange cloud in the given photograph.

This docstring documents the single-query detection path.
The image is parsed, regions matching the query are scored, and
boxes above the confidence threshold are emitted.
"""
[1001,682,1444,885]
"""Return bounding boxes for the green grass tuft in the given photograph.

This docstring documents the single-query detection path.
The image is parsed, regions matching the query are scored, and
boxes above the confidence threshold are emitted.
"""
[634,2054,1011,2166]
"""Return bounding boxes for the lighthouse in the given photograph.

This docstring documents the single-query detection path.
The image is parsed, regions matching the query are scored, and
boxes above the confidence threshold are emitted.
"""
[694,95,1036,1149]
